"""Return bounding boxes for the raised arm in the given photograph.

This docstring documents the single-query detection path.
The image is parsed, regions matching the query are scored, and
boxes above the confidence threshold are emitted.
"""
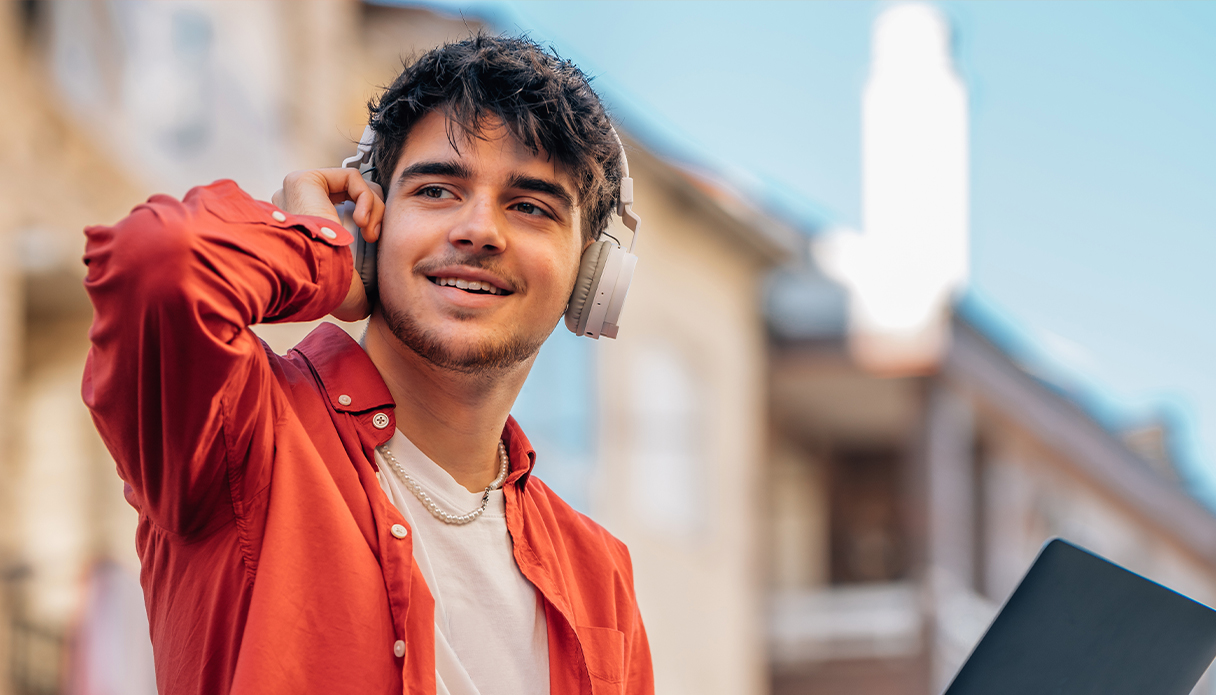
[81,173,380,536]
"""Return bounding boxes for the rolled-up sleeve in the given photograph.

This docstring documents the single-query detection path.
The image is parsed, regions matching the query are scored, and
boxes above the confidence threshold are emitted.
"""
[81,179,354,536]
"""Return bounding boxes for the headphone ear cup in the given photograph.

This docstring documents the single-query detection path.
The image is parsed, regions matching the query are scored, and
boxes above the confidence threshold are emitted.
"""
[338,198,379,306]
[564,240,612,335]
[353,233,378,305]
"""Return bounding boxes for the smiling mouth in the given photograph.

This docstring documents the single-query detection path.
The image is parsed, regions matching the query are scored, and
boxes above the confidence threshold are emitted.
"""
[428,276,512,296]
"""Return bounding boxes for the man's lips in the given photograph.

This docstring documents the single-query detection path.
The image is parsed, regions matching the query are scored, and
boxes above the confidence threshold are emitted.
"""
[423,267,515,296]
[428,276,510,296]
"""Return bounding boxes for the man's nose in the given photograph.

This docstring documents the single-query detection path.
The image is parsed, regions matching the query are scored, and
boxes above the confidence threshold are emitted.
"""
[447,195,506,254]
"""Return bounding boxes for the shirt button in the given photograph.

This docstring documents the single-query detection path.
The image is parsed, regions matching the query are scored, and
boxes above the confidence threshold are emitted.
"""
[372,412,390,429]
[393,639,405,658]
[391,524,408,539]
[271,210,287,222]
[337,394,352,406]
[320,226,338,240]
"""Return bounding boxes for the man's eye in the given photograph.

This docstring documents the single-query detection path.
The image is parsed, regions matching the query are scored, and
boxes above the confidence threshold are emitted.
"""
[420,186,451,199]
[514,202,547,217]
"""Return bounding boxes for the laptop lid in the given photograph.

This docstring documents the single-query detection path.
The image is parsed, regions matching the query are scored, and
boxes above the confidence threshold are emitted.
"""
[945,538,1216,695]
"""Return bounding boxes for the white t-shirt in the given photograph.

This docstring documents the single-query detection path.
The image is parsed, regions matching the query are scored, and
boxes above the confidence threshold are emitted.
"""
[375,430,550,695]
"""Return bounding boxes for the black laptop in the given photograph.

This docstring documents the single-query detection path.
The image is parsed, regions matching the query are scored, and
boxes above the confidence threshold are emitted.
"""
[945,538,1216,695]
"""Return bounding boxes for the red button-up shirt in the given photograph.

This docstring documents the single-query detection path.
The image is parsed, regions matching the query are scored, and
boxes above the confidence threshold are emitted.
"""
[81,180,652,695]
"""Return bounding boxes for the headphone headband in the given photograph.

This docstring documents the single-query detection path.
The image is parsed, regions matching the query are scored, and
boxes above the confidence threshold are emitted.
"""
[341,126,376,171]
[607,127,641,252]
[605,127,642,252]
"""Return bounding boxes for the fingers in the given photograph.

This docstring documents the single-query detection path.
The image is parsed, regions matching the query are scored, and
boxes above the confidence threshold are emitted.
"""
[364,182,385,242]
[349,178,385,243]
[277,168,385,239]
[317,168,384,242]
[353,191,383,239]
[278,170,340,224]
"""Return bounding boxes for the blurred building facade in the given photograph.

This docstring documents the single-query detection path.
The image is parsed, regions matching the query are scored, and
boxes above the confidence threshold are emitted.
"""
[1,3,1215,695]
[762,5,1216,695]
[764,281,1216,694]
[0,3,151,694]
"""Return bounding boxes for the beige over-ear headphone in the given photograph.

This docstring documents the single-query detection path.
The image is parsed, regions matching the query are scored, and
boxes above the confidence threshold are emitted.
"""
[339,125,640,340]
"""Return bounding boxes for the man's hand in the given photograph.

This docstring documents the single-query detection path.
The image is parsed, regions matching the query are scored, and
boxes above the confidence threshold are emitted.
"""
[272,169,385,322]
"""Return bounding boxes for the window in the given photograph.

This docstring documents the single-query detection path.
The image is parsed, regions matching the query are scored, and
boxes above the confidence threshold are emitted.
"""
[628,339,705,539]
[829,448,907,584]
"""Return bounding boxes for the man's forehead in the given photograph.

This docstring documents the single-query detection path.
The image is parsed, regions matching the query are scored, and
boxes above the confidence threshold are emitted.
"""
[400,112,572,185]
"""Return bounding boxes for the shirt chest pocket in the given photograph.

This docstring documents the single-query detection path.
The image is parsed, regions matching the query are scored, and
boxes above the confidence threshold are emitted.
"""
[578,625,625,694]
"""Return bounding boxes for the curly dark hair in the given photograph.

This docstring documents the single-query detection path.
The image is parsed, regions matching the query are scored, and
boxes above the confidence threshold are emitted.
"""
[366,33,622,242]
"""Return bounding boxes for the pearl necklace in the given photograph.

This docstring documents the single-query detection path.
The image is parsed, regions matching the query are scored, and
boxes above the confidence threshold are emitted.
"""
[377,440,509,525]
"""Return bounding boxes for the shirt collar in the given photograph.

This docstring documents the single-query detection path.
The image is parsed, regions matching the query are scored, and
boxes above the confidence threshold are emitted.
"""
[502,415,537,486]
[293,322,395,415]
[292,322,537,484]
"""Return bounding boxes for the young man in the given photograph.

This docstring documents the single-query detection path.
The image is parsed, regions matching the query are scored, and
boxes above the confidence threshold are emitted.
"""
[82,35,652,695]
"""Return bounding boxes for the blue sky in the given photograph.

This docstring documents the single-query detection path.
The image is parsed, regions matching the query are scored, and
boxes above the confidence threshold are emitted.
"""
[420,1,1216,500]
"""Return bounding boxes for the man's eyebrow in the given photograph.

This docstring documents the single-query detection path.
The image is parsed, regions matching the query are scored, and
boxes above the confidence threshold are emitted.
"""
[505,173,574,212]
[395,160,474,188]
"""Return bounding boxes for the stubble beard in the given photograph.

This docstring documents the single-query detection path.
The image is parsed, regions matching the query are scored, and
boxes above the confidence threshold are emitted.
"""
[380,295,555,376]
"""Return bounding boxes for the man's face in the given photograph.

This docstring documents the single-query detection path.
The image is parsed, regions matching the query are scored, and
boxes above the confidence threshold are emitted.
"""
[374,111,585,373]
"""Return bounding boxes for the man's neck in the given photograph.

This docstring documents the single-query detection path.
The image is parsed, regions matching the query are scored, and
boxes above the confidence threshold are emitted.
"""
[361,317,533,493]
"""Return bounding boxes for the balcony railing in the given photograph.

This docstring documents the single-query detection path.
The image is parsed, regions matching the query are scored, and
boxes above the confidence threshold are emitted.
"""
[768,581,922,665]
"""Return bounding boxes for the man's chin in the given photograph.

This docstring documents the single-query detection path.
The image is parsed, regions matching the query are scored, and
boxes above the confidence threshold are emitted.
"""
[380,304,548,375]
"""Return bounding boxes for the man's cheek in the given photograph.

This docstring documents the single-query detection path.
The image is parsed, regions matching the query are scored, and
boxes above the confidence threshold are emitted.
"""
[548,260,581,316]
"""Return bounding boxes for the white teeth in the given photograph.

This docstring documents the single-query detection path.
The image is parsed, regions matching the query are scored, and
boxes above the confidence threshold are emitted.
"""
[433,277,502,295]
